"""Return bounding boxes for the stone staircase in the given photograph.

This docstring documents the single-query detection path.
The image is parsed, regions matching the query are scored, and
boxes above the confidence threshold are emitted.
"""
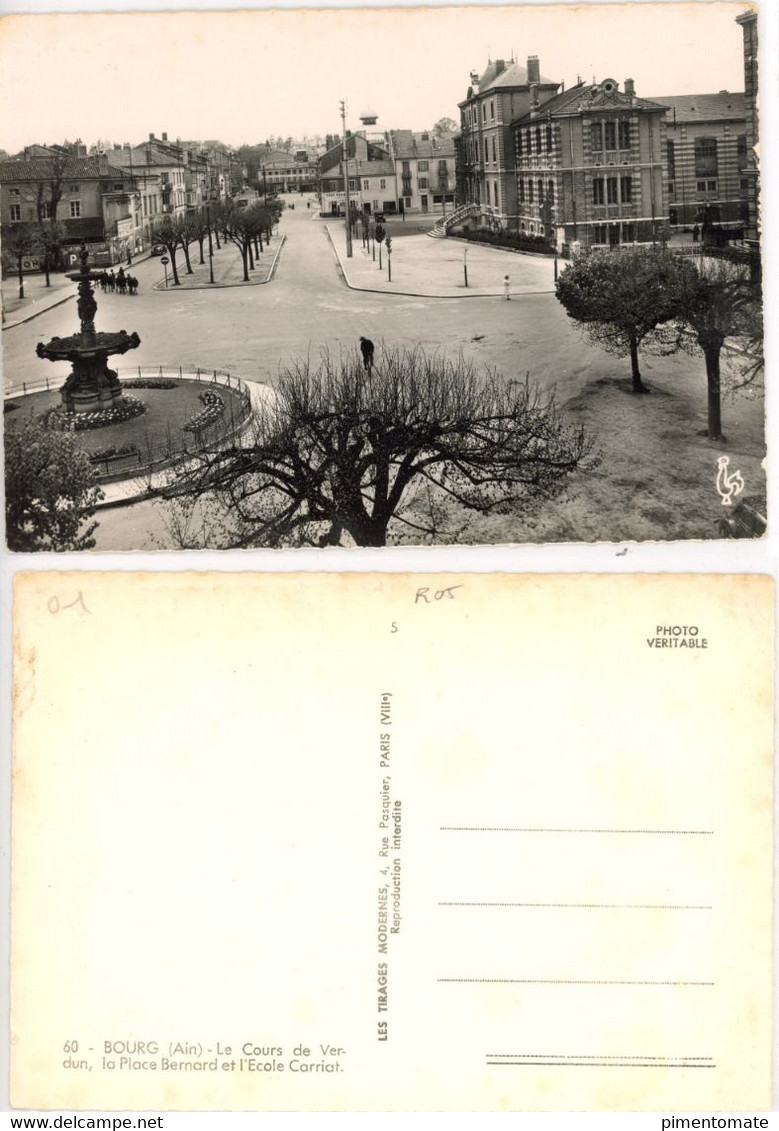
[428,203,476,238]
[428,203,503,238]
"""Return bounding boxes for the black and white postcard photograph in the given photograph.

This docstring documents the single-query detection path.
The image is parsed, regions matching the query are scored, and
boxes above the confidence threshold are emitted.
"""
[0,1,767,552]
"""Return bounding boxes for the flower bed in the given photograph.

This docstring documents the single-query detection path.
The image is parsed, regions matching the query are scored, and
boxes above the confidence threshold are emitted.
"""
[41,395,147,432]
[183,389,225,433]
[122,378,178,390]
[458,229,556,256]
[88,442,140,463]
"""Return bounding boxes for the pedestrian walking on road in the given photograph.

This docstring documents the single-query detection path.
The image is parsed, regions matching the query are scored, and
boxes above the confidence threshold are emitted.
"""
[359,336,375,372]
[107,270,115,293]
[504,275,511,301]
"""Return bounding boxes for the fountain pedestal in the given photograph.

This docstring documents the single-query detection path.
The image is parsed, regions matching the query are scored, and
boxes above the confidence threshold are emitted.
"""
[35,244,140,414]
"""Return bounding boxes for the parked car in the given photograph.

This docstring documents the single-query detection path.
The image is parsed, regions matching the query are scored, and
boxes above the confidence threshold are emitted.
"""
[150,244,166,256]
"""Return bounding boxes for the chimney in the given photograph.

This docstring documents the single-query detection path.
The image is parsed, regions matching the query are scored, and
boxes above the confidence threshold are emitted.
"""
[527,55,540,84]
[149,132,155,141]
[162,131,168,142]
[494,59,505,76]
[625,78,635,97]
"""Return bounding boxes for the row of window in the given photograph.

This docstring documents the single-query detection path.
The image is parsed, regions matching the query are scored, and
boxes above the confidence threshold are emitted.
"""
[667,136,747,180]
[516,124,554,157]
[591,222,636,244]
[518,178,555,205]
[590,119,632,151]
[466,134,500,167]
[9,200,82,220]
[462,99,497,128]
[592,175,633,205]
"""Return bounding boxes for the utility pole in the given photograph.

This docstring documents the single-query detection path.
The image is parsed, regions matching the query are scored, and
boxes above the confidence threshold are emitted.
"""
[340,99,353,258]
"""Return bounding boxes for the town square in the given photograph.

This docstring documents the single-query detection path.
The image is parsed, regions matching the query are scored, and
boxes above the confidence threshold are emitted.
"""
[0,2,765,550]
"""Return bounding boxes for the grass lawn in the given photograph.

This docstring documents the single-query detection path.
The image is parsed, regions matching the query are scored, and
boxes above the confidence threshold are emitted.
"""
[86,349,766,550]
[396,364,765,545]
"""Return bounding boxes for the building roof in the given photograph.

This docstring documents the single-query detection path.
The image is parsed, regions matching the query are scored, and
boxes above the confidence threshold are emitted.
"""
[513,81,668,125]
[352,159,395,178]
[477,59,555,92]
[388,130,455,159]
[0,156,135,183]
[645,92,746,123]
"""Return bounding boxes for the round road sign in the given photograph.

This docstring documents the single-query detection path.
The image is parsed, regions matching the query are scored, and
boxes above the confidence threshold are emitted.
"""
[161,256,169,265]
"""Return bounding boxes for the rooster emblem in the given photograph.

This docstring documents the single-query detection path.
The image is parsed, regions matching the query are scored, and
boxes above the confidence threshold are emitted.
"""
[715,455,744,506]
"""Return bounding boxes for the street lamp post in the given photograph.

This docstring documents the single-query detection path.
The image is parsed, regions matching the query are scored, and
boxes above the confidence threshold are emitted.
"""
[206,203,215,284]
[340,99,353,258]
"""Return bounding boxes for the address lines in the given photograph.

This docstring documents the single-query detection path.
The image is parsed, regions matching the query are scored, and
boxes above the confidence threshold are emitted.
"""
[437,824,715,988]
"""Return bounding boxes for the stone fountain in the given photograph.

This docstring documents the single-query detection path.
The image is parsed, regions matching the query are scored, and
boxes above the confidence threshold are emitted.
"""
[36,244,140,413]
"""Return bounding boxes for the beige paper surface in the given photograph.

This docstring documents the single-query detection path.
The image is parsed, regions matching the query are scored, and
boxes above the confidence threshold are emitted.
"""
[11,571,773,1111]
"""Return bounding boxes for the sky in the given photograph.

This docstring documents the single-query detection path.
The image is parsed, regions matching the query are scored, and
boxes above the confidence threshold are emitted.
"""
[0,1,763,153]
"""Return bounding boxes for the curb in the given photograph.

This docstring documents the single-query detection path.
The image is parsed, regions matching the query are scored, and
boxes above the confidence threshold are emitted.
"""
[150,234,286,292]
[2,292,75,331]
[1,251,155,330]
[324,226,555,299]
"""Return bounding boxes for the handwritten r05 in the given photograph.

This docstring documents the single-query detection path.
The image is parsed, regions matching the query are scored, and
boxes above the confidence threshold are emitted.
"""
[415,585,463,604]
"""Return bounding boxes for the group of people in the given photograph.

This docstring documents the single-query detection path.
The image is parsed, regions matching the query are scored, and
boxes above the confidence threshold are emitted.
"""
[97,266,139,295]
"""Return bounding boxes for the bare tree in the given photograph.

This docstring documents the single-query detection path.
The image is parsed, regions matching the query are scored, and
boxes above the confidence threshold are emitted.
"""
[164,346,596,548]
[3,222,39,299]
[35,155,66,284]
[150,216,182,285]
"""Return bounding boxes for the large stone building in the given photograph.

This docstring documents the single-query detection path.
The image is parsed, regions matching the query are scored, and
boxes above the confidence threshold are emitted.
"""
[648,92,748,238]
[512,77,668,251]
[111,134,190,224]
[457,56,559,229]
[386,130,456,216]
[0,154,142,267]
[318,133,394,216]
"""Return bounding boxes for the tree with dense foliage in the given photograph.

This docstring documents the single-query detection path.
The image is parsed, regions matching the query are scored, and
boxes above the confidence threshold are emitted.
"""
[163,346,596,548]
[432,117,458,137]
[665,257,763,440]
[5,416,104,551]
[556,247,687,394]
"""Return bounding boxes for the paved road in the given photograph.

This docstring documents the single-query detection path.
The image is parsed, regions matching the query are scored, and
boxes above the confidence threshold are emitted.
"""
[3,205,598,403]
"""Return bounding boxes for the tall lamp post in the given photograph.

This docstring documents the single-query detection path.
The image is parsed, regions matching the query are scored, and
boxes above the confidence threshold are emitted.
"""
[340,99,353,258]
[206,203,215,284]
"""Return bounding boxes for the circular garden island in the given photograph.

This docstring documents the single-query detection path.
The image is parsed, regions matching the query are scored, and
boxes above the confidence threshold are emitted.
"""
[5,370,252,481]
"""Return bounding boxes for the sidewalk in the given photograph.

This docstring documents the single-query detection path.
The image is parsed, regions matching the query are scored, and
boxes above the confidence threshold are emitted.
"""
[1,271,75,329]
[2,249,156,330]
[150,234,284,291]
[324,222,557,298]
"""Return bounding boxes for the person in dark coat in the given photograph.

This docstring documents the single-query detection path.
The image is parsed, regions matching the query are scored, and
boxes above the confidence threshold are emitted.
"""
[359,336,375,372]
